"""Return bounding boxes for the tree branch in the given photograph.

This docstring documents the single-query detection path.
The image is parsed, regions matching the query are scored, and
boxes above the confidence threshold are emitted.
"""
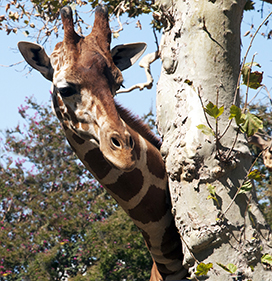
[262,0,272,4]
[116,50,160,94]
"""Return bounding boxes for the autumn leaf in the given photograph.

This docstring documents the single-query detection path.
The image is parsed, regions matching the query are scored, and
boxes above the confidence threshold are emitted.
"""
[241,62,263,89]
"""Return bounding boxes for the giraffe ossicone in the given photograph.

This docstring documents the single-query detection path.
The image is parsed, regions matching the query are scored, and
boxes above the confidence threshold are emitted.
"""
[18,5,186,280]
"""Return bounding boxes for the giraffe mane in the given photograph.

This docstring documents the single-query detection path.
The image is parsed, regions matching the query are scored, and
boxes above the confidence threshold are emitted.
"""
[114,101,162,150]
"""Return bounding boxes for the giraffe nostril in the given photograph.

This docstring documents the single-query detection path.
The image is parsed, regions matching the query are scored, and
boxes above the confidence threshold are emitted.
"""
[129,136,134,149]
[111,137,121,148]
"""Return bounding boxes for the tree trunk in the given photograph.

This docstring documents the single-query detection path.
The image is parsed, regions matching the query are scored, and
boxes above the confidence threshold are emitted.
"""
[156,0,272,280]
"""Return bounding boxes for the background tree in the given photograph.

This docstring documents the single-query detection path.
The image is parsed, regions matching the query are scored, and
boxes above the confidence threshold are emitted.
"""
[0,98,151,280]
[1,0,272,280]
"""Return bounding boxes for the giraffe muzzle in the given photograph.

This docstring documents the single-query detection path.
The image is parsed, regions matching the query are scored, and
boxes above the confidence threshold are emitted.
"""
[100,130,136,172]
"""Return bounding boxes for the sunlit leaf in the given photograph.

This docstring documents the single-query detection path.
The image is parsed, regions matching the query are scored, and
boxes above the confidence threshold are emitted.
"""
[241,62,263,89]
[248,169,263,182]
[227,263,237,274]
[240,112,263,136]
[197,124,215,136]
[261,253,272,266]
[229,105,246,125]
[205,102,224,119]
[207,183,216,196]
[195,262,213,276]
[238,180,252,194]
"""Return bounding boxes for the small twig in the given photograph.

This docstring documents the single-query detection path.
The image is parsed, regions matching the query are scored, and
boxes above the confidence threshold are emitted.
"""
[243,53,257,114]
[247,85,265,105]
[215,88,220,153]
[197,87,216,134]
[0,60,24,67]
[222,149,263,216]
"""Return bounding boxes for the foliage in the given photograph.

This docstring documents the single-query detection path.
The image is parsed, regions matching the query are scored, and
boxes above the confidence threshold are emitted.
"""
[248,102,272,227]
[195,262,213,276]
[0,98,151,280]
[241,62,263,90]
[0,0,162,43]
[204,101,224,119]
[261,253,272,266]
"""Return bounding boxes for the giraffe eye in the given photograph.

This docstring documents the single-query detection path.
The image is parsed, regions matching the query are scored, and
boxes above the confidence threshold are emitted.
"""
[58,87,75,97]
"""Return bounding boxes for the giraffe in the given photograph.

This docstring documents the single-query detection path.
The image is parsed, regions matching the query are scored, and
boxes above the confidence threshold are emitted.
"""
[18,6,186,280]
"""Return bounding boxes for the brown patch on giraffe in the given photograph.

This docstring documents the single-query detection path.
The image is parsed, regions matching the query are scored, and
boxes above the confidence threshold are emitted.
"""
[67,138,77,153]
[128,185,169,224]
[84,148,112,179]
[146,146,165,179]
[52,95,63,120]
[74,122,80,129]
[57,95,64,107]
[161,219,183,261]
[66,105,78,125]
[155,262,174,277]
[141,229,151,249]
[106,168,143,201]
[72,133,85,145]
[81,123,89,131]
[55,109,63,120]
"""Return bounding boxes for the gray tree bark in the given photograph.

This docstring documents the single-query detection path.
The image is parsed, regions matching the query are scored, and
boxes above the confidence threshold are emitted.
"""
[156,0,272,280]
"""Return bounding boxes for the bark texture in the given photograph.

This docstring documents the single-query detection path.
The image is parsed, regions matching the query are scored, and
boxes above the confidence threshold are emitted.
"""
[156,0,272,280]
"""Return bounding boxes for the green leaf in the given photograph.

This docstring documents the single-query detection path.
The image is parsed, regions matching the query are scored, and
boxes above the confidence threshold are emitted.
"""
[195,262,213,276]
[229,105,246,125]
[240,112,263,136]
[207,183,216,196]
[248,169,263,182]
[205,102,224,119]
[241,62,263,89]
[238,180,252,194]
[261,253,272,266]
[227,263,237,274]
[197,124,215,136]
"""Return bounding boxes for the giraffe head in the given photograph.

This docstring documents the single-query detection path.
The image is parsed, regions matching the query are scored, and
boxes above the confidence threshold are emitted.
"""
[18,6,146,171]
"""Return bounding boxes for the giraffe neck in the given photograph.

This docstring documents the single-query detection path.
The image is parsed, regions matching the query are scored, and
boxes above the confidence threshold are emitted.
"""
[53,96,185,279]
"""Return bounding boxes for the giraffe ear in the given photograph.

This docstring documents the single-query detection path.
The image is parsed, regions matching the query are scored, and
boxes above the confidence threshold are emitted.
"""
[18,41,54,81]
[111,42,147,71]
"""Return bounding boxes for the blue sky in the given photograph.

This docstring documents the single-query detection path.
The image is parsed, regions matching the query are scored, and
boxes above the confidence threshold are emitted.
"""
[0,6,271,134]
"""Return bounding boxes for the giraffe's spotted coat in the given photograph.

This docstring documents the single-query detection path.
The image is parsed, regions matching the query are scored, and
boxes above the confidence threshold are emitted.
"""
[19,5,186,280]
